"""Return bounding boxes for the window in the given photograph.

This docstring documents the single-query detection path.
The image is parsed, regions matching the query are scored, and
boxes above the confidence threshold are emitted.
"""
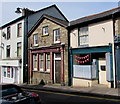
[2,67,14,78]
[39,54,44,71]
[33,54,37,71]
[6,45,10,58]
[46,53,50,72]
[7,27,10,40]
[33,34,38,46]
[17,23,22,37]
[54,29,60,43]
[7,67,10,78]
[3,67,7,77]
[17,42,22,57]
[79,26,88,45]
[42,26,48,36]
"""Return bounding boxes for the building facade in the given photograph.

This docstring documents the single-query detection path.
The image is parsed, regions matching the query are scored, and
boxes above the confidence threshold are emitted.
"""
[69,7,120,88]
[28,15,69,85]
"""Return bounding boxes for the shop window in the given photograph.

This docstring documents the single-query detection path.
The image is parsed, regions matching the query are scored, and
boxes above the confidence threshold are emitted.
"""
[6,45,10,58]
[79,26,88,46]
[7,27,11,40]
[54,29,60,43]
[39,54,44,71]
[17,42,22,57]
[42,26,48,36]
[33,33,38,46]
[7,67,10,78]
[46,53,50,72]
[17,23,22,37]
[33,54,37,71]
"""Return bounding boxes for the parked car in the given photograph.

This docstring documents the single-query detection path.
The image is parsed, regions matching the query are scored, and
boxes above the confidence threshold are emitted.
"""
[0,84,41,104]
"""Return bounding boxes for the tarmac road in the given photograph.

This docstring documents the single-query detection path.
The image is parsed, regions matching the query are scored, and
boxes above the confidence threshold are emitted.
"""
[23,88,120,104]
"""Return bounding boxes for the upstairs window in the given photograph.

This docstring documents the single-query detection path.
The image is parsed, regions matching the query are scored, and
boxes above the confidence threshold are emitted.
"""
[17,23,22,37]
[7,27,10,40]
[6,45,10,58]
[33,33,38,46]
[54,29,60,43]
[17,42,22,57]
[42,26,48,36]
[79,26,89,46]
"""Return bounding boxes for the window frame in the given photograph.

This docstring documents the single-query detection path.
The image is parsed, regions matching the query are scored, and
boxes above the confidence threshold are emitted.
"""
[6,45,10,58]
[33,54,38,71]
[79,26,89,46]
[53,28,61,43]
[17,23,22,37]
[33,33,38,46]
[42,26,48,36]
[17,42,22,57]
[39,54,44,72]
[46,53,50,72]
[7,27,11,40]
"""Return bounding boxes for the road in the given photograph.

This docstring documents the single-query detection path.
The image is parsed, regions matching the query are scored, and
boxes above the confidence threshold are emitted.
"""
[23,88,120,104]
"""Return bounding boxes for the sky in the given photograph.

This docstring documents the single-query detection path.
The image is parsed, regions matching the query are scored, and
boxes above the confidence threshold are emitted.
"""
[0,1,119,26]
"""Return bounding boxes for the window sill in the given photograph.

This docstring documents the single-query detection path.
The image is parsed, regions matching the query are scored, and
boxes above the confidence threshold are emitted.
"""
[42,34,49,37]
[34,44,39,47]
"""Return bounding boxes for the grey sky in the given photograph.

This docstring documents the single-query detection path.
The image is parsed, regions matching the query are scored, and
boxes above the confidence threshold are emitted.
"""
[0,2,119,26]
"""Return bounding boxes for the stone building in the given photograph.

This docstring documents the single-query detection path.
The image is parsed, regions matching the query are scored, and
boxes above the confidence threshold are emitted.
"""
[28,14,69,85]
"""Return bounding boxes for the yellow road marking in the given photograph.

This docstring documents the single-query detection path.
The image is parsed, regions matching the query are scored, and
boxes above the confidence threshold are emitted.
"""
[22,88,120,102]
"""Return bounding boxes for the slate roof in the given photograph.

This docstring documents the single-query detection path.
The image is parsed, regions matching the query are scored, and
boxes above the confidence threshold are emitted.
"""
[70,6,120,27]
[28,14,69,37]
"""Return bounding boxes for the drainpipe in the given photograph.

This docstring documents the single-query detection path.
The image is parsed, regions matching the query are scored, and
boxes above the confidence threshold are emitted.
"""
[112,14,117,88]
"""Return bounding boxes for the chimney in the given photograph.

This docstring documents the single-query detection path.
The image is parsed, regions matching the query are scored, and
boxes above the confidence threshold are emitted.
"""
[22,8,34,16]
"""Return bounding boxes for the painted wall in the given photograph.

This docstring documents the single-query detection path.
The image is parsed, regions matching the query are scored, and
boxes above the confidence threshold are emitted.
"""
[0,19,24,84]
[89,20,114,46]
[70,19,114,48]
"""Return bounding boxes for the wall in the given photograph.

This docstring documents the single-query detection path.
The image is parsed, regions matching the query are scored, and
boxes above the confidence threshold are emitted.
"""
[89,20,114,46]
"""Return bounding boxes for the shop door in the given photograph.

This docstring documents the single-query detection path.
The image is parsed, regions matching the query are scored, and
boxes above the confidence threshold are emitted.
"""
[99,59,107,85]
[55,60,61,83]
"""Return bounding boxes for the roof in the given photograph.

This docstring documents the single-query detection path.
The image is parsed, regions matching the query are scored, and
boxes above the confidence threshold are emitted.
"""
[1,4,68,29]
[28,14,69,37]
[70,6,120,27]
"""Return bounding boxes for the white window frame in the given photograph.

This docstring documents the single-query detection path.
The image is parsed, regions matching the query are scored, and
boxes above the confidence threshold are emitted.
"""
[39,54,44,72]
[33,54,38,71]
[17,23,22,37]
[33,33,38,46]
[79,26,89,45]
[17,42,22,57]
[54,29,61,43]
[42,26,48,36]
[6,45,10,58]
[46,53,50,72]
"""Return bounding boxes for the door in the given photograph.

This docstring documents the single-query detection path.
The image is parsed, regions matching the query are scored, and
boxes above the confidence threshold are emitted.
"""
[55,60,61,83]
[98,59,107,85]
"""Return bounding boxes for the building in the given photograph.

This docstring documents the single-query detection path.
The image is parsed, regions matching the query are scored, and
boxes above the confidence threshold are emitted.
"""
[69,7,120,88]
[0,4,68,84]
[28,14,69,85]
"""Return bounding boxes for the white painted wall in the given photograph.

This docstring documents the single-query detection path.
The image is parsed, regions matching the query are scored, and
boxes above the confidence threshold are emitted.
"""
[70,28,78,48]
[70,19,114,48]
[89,20,114,46]
[0,19,24,84]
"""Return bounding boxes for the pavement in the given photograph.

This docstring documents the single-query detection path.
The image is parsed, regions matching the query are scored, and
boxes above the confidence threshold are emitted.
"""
[19,84,120,99]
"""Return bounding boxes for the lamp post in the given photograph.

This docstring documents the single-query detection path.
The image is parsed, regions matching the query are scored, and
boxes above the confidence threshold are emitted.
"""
[15,7,29,84]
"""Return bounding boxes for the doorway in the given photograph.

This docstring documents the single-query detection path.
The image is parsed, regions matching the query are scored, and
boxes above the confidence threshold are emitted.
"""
[98,59,107,85]
[54,53,61,83]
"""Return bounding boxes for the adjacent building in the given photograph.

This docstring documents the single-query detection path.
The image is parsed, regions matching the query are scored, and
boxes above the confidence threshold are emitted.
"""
[28,14,69,85]
[69,7,120,88]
